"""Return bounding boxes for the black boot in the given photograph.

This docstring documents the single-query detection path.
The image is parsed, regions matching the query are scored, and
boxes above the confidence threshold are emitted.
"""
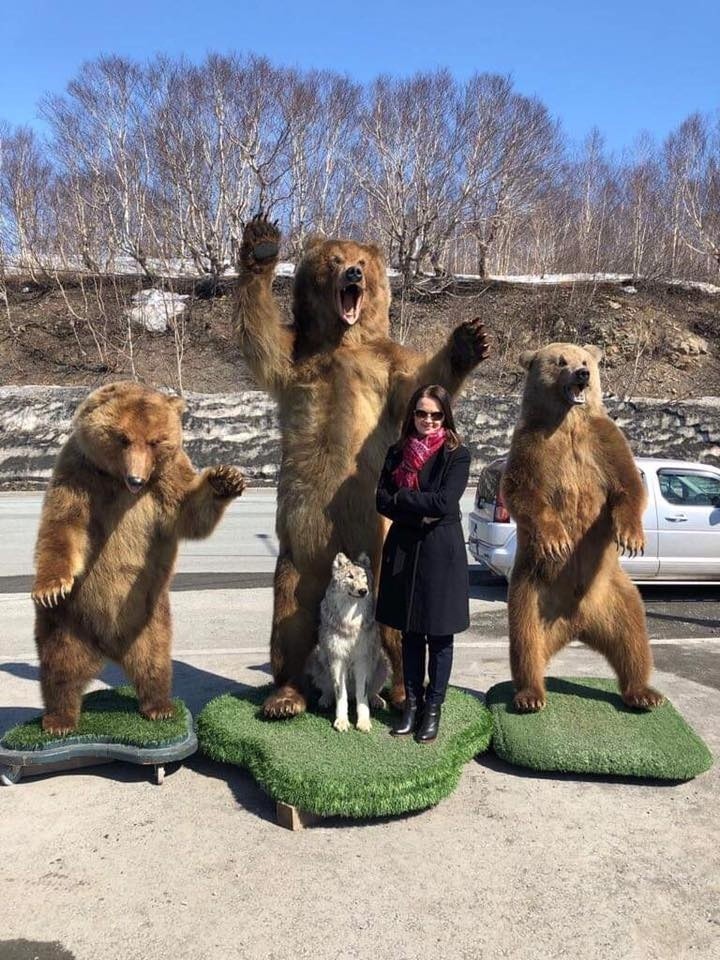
[415,704,441,743]
[390,695,422,736]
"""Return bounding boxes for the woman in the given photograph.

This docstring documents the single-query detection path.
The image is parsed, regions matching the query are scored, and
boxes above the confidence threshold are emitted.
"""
[375,384,471,743]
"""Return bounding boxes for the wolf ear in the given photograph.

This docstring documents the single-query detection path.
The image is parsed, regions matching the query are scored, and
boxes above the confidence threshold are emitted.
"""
[333,553,348,571]
[519,350,537,370]
[357,552,371,569]
[582,344,603,363]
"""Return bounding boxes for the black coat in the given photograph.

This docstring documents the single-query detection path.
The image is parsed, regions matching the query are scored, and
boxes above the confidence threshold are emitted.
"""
[375,442,471,635]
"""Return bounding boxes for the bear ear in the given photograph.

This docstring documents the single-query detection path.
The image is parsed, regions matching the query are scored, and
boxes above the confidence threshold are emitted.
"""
[74,382,120,419]
[363,242,386,264]
[519,350,537,370]
[302,233,326,256]
[582,344,603,363]
[166,394,186,416]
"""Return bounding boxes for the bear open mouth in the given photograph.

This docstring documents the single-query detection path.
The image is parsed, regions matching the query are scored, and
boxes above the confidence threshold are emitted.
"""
[563,383,587,405]
[337,283,364,325]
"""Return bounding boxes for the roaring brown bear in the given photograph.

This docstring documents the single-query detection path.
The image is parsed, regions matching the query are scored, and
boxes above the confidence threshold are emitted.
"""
[32,382,245,734]
[235,215,489,717]
[501,342,665,712]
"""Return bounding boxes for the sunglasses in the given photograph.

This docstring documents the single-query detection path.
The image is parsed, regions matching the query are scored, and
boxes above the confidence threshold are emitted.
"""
[414,410,444,422]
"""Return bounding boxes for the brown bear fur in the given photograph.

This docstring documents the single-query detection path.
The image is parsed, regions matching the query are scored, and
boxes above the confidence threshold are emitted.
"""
[32,382,245,734]
[501,342,664,712]
[235,215,489,717]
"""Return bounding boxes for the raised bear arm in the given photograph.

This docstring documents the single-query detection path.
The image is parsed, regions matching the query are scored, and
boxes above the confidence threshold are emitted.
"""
[393,448,471,518]
[32,480,91,607]
[234,215,295,396]
[177,464,246,540]
[388,318,489,415]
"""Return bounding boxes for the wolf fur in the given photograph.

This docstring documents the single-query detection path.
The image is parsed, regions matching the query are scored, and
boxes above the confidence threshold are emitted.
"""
[307,552,389,732]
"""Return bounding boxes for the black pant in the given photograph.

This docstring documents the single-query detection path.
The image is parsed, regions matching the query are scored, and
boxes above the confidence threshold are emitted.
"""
[402,632,454,706]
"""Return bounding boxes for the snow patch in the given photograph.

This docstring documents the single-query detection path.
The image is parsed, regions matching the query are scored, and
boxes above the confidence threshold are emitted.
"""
[127,289,189,333]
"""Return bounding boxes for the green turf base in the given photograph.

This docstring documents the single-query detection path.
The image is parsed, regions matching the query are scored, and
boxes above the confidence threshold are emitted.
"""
[0,687,190,752]
[197,684,493,817]
[486,677,713,781]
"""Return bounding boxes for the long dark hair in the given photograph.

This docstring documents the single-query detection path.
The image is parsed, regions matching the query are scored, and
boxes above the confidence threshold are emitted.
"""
[397,384,461,451]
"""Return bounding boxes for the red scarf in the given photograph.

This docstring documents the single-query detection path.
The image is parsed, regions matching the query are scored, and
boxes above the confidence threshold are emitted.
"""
[392,429,446,489]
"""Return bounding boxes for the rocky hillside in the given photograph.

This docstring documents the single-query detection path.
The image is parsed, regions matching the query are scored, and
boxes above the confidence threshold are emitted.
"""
[1,273,717,399]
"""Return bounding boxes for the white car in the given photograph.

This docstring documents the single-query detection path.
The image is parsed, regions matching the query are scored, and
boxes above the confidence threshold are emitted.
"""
[468,456,720,582]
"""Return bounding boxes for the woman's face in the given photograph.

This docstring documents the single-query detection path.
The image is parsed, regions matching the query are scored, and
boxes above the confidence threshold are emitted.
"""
[413,395,445,438]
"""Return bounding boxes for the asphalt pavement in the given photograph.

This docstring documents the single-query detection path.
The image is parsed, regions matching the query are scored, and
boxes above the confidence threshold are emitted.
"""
[1,489,718,960]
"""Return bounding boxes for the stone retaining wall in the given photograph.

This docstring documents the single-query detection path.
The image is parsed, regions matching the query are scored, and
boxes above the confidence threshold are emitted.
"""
[1,386,718,487]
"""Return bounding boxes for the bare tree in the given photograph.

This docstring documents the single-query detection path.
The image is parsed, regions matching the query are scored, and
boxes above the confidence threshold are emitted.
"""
[665,112,720,276]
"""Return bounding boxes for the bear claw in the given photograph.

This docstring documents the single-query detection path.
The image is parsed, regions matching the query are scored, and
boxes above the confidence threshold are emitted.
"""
[32,577,75,608]
[513,690,547,712]
[263,685,307,719]
[140,702,175,721]
[451,317,490,367]
[207,465,246,499]
[241,214,281,271]
[41,714,78,735]
[622,687,665,710]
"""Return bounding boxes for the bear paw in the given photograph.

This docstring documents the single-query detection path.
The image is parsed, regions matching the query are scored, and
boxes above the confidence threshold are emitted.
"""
[614,528,645,558]
[333,716,351,732]
[622,687,666,710]
[140,701,175,721]
[207,465,246,499]
[535,531,573,565]
[450,317,490,369]
[41,713,78,736]
[263,685,307,719]
[31,576,75,608]
[240,213,281,272]
[513,689,547,712]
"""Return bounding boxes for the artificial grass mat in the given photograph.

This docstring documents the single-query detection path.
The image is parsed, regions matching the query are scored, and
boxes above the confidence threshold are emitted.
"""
[486,677,713,781]
[197,684,493,817]
[0,687,190,752]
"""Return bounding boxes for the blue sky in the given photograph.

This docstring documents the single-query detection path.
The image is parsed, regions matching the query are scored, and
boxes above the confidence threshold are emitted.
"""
[2,0,719,154]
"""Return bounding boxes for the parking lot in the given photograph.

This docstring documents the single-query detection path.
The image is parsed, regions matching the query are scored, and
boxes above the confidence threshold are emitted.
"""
[1,490,718,960]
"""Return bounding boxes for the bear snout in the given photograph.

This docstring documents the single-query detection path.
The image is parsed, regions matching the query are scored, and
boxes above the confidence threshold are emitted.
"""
[345,265,363,284]
[575,367,590,386]
[125,474,146,494]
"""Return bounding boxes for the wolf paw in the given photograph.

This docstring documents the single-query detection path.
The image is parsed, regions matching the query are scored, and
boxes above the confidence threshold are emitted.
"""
[333,716,350,732]
[207,464,245,499]
[355,715,372,733]
[240,213,281,272]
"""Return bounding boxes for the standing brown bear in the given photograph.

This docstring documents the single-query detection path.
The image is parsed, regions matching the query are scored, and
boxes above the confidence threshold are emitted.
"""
[235,215,489,717]
[32,382,245,734]
[502,342,664,712]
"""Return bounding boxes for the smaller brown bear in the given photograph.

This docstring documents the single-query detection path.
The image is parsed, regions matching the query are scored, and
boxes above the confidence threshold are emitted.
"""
[502,342,665,713]
[32,382,245,734]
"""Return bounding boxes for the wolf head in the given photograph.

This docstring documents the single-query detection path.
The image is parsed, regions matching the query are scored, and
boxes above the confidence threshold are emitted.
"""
[331,552,373,598]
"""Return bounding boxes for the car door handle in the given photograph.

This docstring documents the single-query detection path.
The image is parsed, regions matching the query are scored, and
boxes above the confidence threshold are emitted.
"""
[665,514,688,522]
